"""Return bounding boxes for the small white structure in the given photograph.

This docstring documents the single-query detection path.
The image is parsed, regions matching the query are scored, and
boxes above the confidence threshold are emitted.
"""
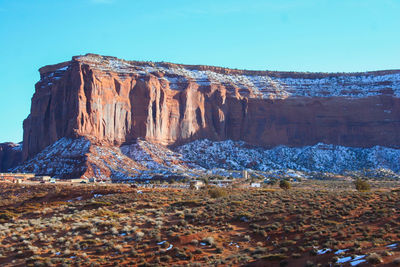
[189,180,205,190]
[13,179,22,184]
[242,170,249,179]
[69,178,88,184]
[250,182,261,188]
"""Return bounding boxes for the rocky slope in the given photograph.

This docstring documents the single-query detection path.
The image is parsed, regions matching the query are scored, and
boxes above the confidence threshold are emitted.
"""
[177,139,400,175]
[13,137,142,179]
[13,137,201,180]
[13,53,400,179]
[0,143,22,172]
[13,137,400,180]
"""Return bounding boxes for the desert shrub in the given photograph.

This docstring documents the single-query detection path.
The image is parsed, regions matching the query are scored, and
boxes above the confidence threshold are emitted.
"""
[202,236,215,245]
[262,254,287,261]
[382,250,392,257]
[160,255,172,262]
[175,250,189,260]
[129,248,137,257]
[0,211,17,222]
[279,180,291,190]
[258,230,267,237]
[160,241,170,249]
[113,245,123,253]
[94,208,121,218]
[279,247,289,254]
[208,187,228,198]
[235,212,252,222]
[393,258,400,265]
[354,179,371,191]
[309,247,318,256]
[135,231,144,241]
[291,253,301,258]
[250,247,266,257]
[366,253,383,264]
[110,227,119,235]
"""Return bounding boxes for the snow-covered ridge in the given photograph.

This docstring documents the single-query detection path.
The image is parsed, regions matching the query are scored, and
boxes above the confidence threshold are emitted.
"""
[76,54,400,99]
[12,137,400,180]
[177,139,400,175]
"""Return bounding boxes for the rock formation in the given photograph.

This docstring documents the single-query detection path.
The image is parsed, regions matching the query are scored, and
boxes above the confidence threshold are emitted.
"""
[23,54,400,163]
[13,53,400,179]
[0,143,22,172]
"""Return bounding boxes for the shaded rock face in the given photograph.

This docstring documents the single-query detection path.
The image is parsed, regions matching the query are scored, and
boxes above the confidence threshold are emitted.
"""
[23,54,400,161]
[0,143,22,172]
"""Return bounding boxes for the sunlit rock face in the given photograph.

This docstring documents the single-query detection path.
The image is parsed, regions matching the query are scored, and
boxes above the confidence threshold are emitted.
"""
[23,53,400,161]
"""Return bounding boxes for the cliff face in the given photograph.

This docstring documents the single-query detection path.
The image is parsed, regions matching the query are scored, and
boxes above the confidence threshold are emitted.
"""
[23,54,400,161]
[0,143,22,172]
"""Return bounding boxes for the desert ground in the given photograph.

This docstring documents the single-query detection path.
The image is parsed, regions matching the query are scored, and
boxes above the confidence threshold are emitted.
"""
[0,180,399,266]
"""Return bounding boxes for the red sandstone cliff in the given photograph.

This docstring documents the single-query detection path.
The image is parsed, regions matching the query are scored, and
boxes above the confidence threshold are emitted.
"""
[23,54,400,161]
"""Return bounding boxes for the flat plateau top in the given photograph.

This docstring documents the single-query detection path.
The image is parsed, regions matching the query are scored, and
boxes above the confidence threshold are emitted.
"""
[42,54,400,99]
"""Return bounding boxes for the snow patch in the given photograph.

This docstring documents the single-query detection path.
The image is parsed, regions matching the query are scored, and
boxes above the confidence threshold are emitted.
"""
[337,256,352,263]
[335,249,349,255]
[317,248,331,255]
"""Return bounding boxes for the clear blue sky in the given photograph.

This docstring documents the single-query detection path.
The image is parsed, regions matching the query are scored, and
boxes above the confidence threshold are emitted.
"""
[0,0,399,143]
